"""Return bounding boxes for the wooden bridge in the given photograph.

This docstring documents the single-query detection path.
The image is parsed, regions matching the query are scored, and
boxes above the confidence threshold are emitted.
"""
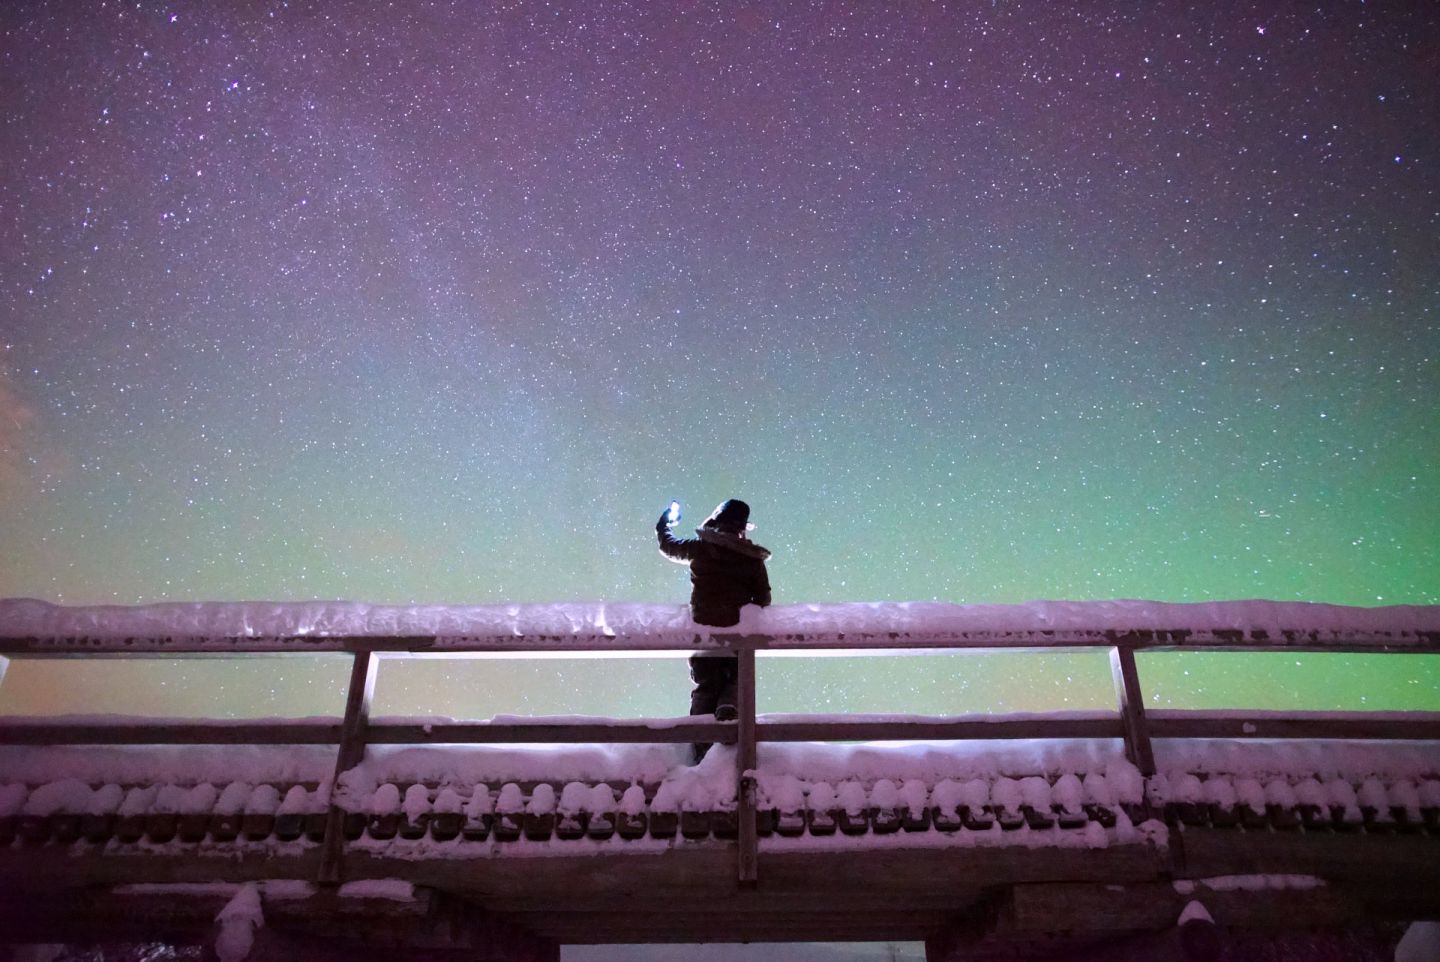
[1,600,1438,961]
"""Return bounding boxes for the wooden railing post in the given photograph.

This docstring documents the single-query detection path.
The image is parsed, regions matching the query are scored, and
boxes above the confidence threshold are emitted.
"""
[736,644,758,884]
[1109,645,1155,777]
[317,649,377,884]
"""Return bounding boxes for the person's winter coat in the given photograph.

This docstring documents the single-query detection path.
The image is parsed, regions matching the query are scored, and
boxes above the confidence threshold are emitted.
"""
[657,522,772,628]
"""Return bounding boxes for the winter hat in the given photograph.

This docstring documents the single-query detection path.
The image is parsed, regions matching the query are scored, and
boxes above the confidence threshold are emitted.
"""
[703,499,751,532]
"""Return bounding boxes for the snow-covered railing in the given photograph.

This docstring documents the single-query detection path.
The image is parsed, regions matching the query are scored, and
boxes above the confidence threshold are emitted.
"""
[2,597,1438,653]
[2,598,1438,882]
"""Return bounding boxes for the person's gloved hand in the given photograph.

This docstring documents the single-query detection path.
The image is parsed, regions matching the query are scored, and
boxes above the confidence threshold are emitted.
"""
[657,510,673,532]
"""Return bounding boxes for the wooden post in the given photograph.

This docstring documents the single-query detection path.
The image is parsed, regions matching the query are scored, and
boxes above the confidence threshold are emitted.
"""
[318,649,377,884]
[736,644,758,884]
[1109,645,1155,776]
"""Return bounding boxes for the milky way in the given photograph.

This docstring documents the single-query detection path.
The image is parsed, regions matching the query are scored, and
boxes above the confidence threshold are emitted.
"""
[1,3,1437,720]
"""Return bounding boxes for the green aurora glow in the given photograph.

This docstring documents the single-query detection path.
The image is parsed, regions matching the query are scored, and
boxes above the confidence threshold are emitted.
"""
[1,2,1437,720]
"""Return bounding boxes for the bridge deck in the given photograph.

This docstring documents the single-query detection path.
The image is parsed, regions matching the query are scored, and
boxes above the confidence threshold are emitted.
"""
[2,737,1438,957]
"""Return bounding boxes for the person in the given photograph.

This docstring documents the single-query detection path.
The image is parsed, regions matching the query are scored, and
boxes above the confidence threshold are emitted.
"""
[656,498,772,761]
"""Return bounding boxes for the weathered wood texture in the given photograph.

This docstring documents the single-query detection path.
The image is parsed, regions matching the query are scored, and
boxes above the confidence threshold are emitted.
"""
[318,650,376,884]
[5,626,1437,656]
[3,620,1437,952]
[2,824,1435,949]
[754,717,1123,741]
[0,886,559,962]
[7,711,1436,746]
[1001,881,1368,934]
[737,646,758,883]
[1111,645,1156,775]
[365,719,734,745]
[0,721,346,745]
[1148,712,1440,741]
[0,718,732,746]
[1173,824,1440,889]
[1022,922,1222,962]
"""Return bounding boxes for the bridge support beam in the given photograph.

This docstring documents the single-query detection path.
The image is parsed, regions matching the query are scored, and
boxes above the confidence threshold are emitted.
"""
[921,881,1393,962]
[1027,918,1222,962]
[926,879,1400,962]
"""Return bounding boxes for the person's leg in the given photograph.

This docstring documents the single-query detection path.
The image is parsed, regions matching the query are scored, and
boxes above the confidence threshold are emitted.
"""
[689,654,725,761]
[689,654,726,715]
[714,656,739,721]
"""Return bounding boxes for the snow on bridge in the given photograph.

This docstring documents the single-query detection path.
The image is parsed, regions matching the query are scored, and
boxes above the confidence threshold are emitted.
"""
[2,596,1438,650]
[1,598,1438,959]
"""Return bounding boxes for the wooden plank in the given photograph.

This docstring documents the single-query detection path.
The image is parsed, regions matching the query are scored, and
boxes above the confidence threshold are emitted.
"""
[1148,711,1440,741]
[982,924,1223,962]
[757,717,1124,742]
[537,924,936,944]
[335,652,377,781]
[1002,882,1198,933]
[737,646,758,884]
[339,842,1167,905]
[0,635,449,656]
[0,720,344,746]
[472,891,987,914]
[365,720,733,745]
[10,712,1436,749]
[0,718,733,747]
[1111,645,1155,776]
[0,885,561,962]
[1003,880,1363,934]
[318,650,376,884]
[528,913,940,944]
[1175,825,1440,891]
[4,626,1436,656]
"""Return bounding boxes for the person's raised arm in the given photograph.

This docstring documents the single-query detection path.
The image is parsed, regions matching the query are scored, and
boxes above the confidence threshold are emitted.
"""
[656,508,698,563]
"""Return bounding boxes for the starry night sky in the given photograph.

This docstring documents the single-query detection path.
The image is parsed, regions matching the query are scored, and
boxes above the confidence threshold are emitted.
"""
[2,2,1438,720]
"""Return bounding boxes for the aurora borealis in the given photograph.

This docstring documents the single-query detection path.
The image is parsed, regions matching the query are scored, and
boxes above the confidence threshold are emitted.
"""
[2,1,1438,722]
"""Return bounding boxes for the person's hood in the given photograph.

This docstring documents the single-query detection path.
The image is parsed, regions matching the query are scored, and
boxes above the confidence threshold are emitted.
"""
[696,526,771,561]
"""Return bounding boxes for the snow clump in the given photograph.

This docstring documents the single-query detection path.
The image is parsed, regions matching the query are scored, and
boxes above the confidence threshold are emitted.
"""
[214,883,264,962]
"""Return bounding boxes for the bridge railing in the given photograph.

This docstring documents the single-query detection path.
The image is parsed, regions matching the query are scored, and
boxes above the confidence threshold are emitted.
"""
[2,624,1439,882]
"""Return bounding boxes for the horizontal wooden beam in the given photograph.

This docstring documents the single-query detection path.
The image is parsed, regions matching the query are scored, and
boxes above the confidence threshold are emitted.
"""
[472,892,989,915]
[756,717,1125,741]
[0,718,733,747]
[0,885,559,961]
[0,721,345,745]
[0,715,1125,748]
[4,628,1437,657]
[365,720,735,745]
[1002,880,1364,934]
[528,916,938,944]
[1149,711,1440,741]
[10,711,1438,747]
[1174,824,1440,889]
[0,886,434,944]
